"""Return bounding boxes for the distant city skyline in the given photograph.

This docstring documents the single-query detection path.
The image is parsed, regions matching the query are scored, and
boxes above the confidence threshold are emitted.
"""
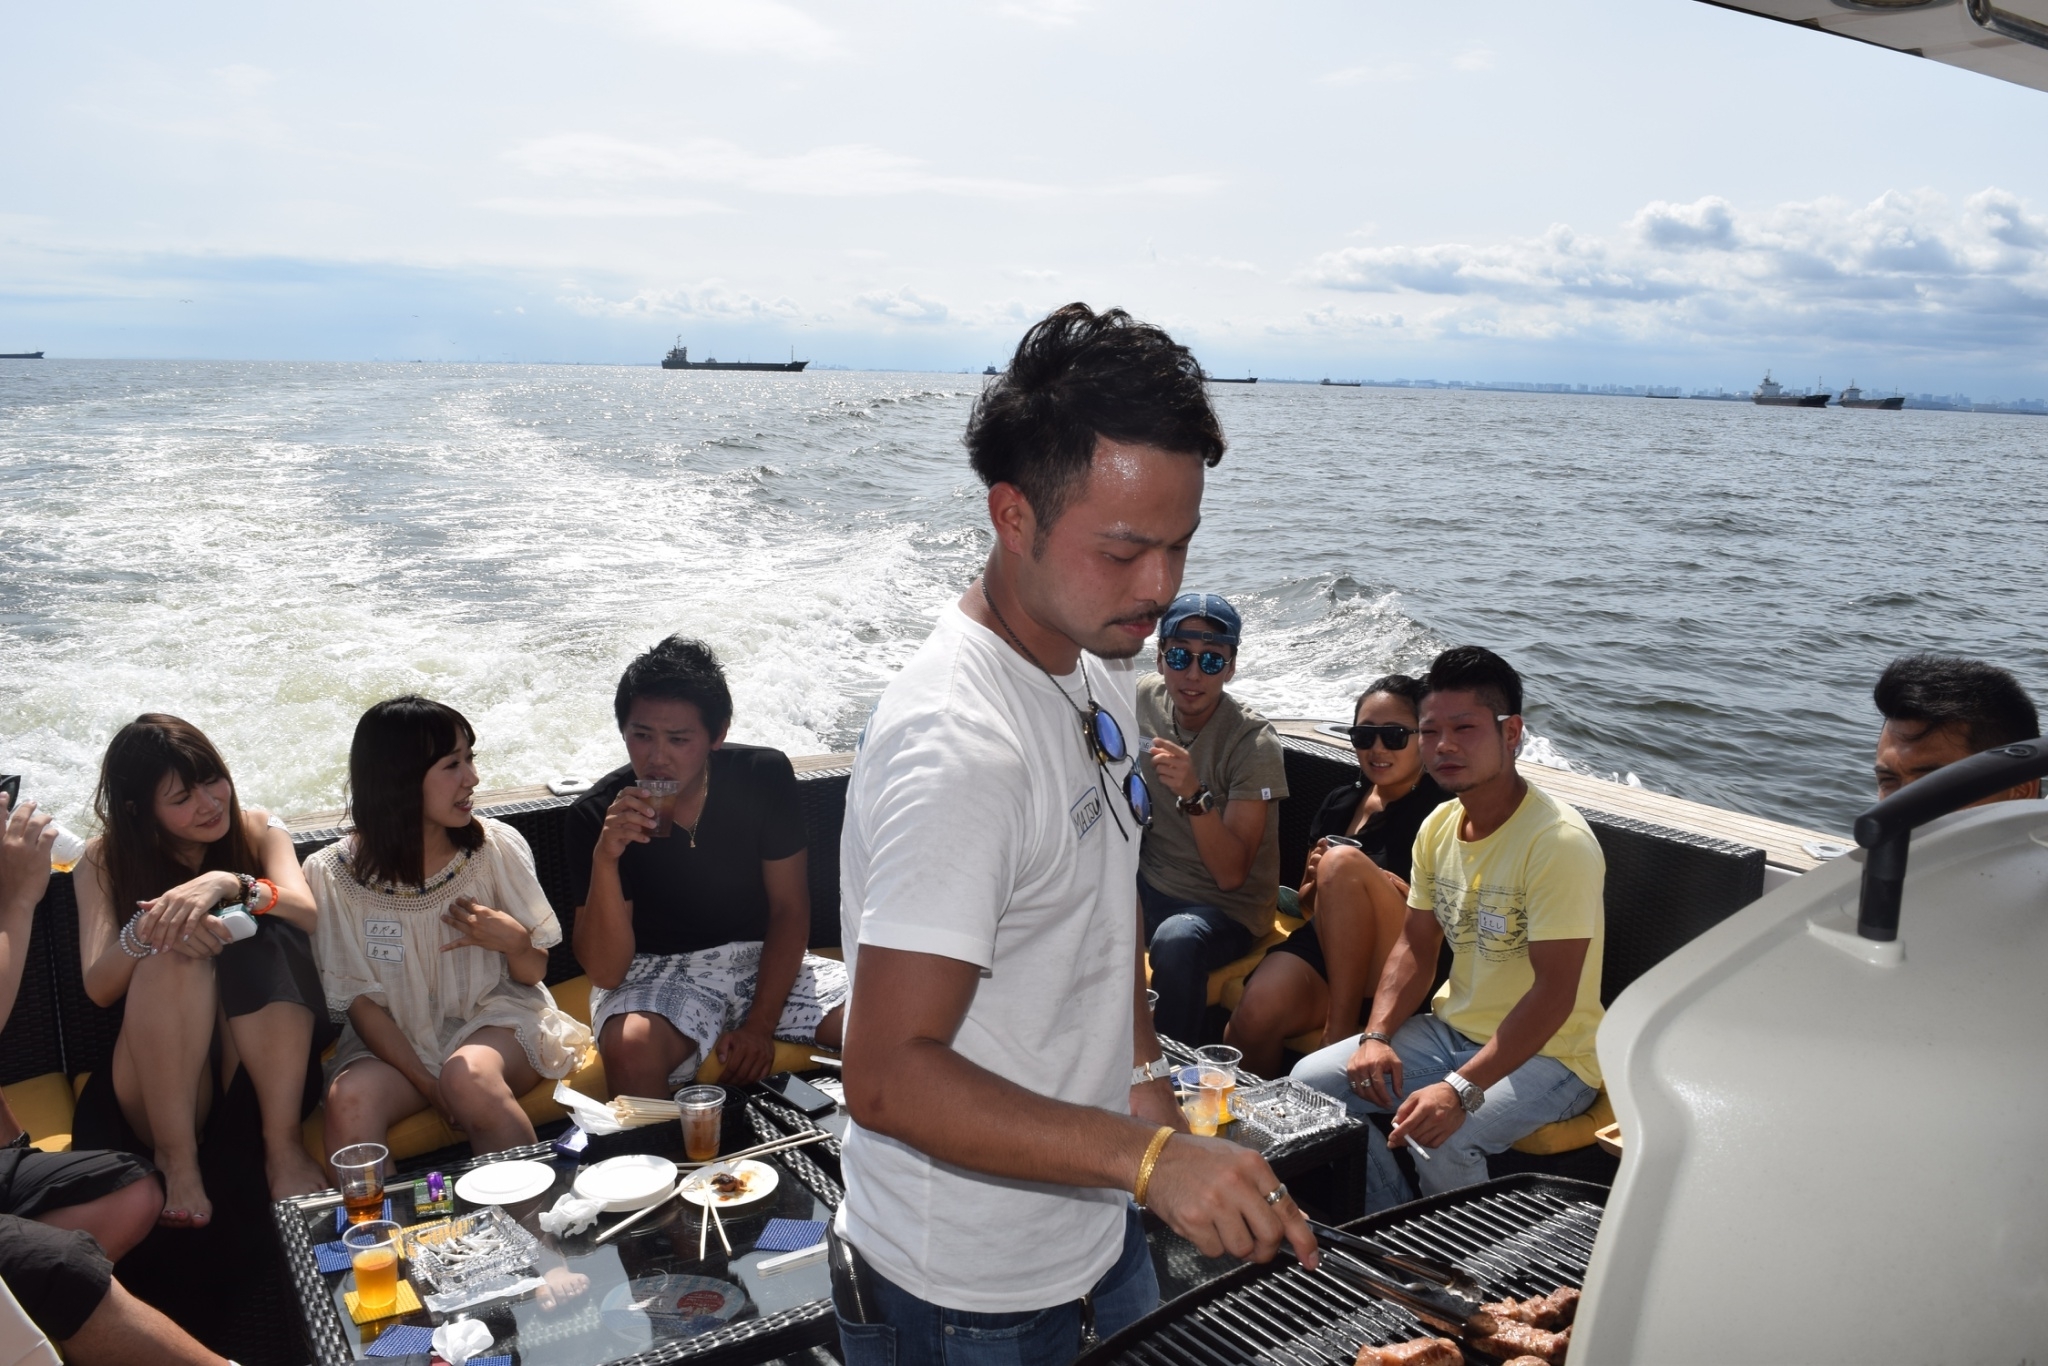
[4,2,2046,393]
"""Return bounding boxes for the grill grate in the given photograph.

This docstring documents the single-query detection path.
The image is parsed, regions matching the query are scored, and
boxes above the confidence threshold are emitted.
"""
[1086,1176,1606,1366]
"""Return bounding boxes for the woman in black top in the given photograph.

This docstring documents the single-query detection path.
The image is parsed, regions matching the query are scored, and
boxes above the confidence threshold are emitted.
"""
[1224,676,1450,1077]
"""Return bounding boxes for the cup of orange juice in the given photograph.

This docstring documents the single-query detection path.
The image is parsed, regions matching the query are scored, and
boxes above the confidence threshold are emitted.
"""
[343,1219,402,1317]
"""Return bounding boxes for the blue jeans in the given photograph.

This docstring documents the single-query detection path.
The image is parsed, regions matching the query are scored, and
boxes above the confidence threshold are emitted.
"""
[1291,1014,1599,1201]
[836,1204,1159,1366]
[1138,877,1254,1045]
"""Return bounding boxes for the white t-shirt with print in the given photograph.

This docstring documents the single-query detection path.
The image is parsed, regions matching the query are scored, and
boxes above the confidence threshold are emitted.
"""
[838,602,1143,1312]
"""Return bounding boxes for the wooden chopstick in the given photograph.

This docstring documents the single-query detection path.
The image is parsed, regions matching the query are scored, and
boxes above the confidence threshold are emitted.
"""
[591,1130,833,1245]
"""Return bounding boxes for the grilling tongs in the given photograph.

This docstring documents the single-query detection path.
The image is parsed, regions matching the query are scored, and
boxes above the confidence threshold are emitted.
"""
[1295,1219,1494,1336]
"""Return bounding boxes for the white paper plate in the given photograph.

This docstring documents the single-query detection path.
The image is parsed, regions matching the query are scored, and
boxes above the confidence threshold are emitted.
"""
[573,1154,679,1213]
[679,1159,779,1209]
[453,1159,557,1207]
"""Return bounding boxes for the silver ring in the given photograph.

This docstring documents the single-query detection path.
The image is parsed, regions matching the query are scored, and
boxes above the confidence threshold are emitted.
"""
[1264,1184,1288,1206]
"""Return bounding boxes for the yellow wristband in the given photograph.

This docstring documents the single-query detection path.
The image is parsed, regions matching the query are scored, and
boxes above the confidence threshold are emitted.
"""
[1132,1125,1174,1208]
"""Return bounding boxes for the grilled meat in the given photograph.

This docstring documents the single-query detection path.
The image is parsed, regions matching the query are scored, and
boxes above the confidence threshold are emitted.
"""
[1355,1336,1463,1366]
[1479,1287,1579,1330]
[1500,1359,1548,1366]
[1471,1318,1569,1363]
[708,1172,747,1197]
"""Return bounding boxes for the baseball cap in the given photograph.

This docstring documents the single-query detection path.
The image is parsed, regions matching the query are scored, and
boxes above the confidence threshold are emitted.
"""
[1158,592,1242,647]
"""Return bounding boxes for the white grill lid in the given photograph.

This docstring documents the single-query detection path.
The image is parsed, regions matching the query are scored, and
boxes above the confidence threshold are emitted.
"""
[1577,794,2048,1362]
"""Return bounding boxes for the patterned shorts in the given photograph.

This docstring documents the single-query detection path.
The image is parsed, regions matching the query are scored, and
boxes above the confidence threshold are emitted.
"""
[589,941,850,1078]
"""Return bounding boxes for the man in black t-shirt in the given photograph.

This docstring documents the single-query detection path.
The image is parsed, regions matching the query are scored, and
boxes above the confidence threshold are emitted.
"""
[566,637,848,1098]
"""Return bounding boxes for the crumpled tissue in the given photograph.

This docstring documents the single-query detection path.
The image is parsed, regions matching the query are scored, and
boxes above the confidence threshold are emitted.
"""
[431,1318,494,1366]
[538,1191,604,1237]
[552,1080,625,1135]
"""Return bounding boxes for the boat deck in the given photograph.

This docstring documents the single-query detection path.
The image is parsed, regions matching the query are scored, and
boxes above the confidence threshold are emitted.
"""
[286,728,1843,875]
[1272,719,1843,874]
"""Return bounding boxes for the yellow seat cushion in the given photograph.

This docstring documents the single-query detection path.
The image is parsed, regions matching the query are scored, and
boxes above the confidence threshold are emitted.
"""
[300,978,610,1166]
[1511,1088,1614,1155]
[3,1074,77,1153]
[695,1040,836,1084]
[1212,911,1301,1014]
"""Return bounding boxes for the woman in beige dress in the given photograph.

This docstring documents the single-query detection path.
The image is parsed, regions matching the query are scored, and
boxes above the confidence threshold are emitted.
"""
[307,696,572,1161]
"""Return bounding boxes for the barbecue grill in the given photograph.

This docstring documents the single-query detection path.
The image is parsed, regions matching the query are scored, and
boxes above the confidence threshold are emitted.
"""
[1080,1175,1606,1365]
[1575,740,2048,1360]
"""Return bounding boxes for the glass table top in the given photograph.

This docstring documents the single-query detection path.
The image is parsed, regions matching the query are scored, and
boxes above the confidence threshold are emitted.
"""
[280,1099,838,1366]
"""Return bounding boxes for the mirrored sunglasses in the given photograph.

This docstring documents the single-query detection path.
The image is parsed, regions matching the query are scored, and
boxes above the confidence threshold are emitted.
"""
[1162,645,1230,676]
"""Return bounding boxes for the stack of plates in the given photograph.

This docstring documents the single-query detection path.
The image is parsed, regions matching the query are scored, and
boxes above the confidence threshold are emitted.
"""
[572,1155,679,1213]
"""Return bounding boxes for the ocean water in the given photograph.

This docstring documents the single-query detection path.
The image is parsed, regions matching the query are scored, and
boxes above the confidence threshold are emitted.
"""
[3,360,2042,836]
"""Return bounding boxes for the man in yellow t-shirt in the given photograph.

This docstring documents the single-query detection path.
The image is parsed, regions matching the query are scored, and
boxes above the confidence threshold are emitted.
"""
[1291,646,1604,1199]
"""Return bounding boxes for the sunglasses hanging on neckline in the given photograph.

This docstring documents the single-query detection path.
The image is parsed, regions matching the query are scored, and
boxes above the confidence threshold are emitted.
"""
[1081,702,1153,830]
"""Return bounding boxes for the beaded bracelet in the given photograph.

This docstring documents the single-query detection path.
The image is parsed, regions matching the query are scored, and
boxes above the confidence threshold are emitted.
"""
[118,917,157,960]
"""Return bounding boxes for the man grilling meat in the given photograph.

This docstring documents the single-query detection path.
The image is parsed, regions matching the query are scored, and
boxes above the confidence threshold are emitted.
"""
[1293,646,1606,1197]
[1872,654,2041,802]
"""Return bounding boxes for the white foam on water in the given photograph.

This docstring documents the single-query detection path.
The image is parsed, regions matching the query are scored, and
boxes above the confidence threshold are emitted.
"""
[1,364,988,827]
[3,364,1604,830]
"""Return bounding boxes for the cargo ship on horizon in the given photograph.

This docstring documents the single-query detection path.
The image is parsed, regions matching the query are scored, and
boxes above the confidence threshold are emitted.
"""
[1753,371,1829,407]
[661,339,808,372]
[1837,381,1904,410]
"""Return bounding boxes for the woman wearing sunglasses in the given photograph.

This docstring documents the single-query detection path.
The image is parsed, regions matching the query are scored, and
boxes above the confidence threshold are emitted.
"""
[1224,675,1449,1077]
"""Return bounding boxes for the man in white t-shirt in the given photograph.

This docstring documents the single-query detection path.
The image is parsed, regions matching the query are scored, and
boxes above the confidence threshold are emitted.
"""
[836,304,1317,1365]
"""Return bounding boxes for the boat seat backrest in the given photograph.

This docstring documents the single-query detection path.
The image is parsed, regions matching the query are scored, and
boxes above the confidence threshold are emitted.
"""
[15,751,1767,1078]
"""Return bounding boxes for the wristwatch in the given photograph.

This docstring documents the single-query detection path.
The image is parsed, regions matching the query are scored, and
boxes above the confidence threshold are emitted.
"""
[1444,1071,1486,1115]
[1131,1057,1175,1088]
[1176,785,1217,816]
[1363,1030,1393,1046]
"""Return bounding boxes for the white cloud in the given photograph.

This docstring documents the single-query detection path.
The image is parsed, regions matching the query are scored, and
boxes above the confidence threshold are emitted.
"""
[561,282,803,321]
[996,0,1091,27]
[1294,188,2048,353]
[482,195,729,217]
[854,286,950,323]
[1315,63,1418,87]
[505,133,1216,204]
[1452,49,1496,72]
[601,0,840,61]
[507,133,1062,201]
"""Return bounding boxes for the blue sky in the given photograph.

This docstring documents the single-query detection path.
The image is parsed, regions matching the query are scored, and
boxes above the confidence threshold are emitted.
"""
[5,1,2048,393]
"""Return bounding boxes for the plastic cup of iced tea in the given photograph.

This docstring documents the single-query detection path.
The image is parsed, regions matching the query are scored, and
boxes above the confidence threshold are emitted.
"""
[331,1143,389,1224]
[640,779,682,838]
[676,1084,724,1162]
[344,1219,402,1316]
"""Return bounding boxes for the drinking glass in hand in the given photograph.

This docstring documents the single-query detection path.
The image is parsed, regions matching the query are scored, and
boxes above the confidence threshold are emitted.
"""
[640,779,682,838]
[332,1143,389,1225]
[344,1219,402,1316]
[675,1085,724,1161]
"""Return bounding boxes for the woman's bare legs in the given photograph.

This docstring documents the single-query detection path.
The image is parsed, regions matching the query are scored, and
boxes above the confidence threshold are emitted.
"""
[109,951,217,1227]
[1225,953,1330,1079]
[437,1027,541,1157]
[222,1000,325,1198]
[321,1058,431,1168]
[1308,845,1410,1049]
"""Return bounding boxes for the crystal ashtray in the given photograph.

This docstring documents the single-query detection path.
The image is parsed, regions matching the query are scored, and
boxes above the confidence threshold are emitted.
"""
[402,1206,542,1295]
[1233,1079,1346,1140]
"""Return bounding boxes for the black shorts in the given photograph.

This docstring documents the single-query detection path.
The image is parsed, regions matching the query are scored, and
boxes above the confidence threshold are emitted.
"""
[0,1214,114,1341]
[1264,915,1331,980]
[0,1144,154,1340]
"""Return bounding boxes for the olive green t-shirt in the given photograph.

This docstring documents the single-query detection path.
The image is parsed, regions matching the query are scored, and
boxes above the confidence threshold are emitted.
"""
[1134,674,1289,934]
